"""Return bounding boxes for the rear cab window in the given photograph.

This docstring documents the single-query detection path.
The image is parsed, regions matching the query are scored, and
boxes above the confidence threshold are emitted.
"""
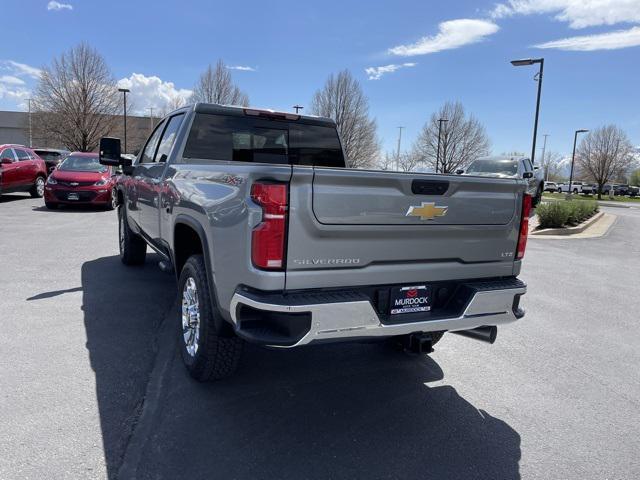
[181,113,345,168]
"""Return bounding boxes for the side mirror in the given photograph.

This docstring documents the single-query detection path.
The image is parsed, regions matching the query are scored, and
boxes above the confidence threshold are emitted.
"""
[1,157,13,165]
[533,165,540,170]
[455,169,464,175]
[523,171,533,179]
[99,137,122,166]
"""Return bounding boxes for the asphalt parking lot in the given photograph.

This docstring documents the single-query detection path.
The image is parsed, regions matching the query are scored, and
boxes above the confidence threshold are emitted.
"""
[1,193,639,480]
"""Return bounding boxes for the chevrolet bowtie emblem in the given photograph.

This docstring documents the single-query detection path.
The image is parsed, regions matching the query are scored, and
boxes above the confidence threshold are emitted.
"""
[406,202,448,220]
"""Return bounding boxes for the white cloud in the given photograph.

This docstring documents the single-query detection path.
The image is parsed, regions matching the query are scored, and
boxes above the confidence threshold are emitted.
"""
[47,1,73,11]
[2,60,41,79]
[117,73,192,115]
[226,65,256,71]
[534,25,640,50]
[365,63,417,80]
[490,0,640,29]
[388,19,500,56]
[0,75,25,86]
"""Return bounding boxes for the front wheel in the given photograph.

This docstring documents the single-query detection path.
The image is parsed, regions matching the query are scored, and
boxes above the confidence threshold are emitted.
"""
[30,176,45,198]
[118,205,146,265]
[557,188,562,193]
[106,188,117,210]
[179,254,243,381]
[45,201,58,210]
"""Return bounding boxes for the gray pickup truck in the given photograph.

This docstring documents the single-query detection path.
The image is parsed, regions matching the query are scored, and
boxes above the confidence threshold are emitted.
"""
[99,103,529,381]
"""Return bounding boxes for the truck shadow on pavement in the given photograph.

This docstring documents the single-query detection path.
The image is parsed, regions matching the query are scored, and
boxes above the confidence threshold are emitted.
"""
[80,255,522,480]
[80,253,175,479]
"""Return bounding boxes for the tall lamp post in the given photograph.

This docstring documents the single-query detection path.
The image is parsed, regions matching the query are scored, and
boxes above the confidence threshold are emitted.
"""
[568,129,589,197]
[436,118,448,173]
[510,58,544,165]
[118,88,130,153]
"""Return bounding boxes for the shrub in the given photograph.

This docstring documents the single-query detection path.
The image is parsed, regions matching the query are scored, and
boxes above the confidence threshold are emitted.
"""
[536,200,597,229]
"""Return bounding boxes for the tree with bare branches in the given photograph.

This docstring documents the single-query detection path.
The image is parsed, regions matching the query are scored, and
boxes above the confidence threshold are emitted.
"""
[413,101,490,173]
[377,150,424,172]
[576,125,633,199]
[540,151,564,182]
[190,60,249,106]
[311,70,379,169]
[33,43,120,152]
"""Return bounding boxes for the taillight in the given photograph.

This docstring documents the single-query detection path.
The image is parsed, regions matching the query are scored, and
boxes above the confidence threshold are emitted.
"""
[251,182,288,270]
[516,194,532,260]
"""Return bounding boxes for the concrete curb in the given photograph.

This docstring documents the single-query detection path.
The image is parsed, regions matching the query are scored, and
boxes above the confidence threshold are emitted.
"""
[532,210,604,236]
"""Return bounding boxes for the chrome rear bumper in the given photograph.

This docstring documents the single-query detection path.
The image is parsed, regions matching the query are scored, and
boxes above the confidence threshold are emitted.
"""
[230,280,526,348]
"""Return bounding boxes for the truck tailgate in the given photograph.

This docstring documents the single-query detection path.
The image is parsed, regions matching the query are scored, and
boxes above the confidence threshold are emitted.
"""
[285,167,526,290]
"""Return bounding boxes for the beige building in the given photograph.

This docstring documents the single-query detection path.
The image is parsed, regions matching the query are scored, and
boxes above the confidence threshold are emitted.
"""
[0,110,159,154]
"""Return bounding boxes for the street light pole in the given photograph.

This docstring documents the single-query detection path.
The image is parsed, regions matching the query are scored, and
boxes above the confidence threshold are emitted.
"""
[293,104,304,114]
[568,129,589,197]
[147,107,154,134]
[541,133,549,181]
[118,88,130,153]
[27,98,32,148]
[436,118,448,173]
[511,58,544,164]
[396,126,404,171]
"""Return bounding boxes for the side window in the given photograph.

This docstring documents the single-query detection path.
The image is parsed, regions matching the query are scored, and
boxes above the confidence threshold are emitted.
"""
[1,148,16,161]
[155,114,185,163]
[524,159,533,172]
[15,149,31,161]
[140,120,166,164]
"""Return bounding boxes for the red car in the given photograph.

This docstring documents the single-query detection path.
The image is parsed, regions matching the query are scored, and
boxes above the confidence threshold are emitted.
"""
[0,144,48,198]
[44,152,118,210]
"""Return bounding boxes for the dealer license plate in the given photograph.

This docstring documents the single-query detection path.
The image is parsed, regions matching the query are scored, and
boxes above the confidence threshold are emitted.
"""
[67,193,80,200]
[390,285,431,315]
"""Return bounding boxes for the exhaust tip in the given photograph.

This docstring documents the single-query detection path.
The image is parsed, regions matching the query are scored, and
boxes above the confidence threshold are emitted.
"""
[451,326,497,344]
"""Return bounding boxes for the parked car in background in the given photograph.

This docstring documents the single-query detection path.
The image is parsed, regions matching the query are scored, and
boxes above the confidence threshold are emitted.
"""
[0,144,47,198]
[461,156,544,205]
[33,148,70,173]
[544,181,558,192]
[629,186,639,197]
[581,183,597,195]
[602,184,624,196]
[616,184,631,196]
[44,152,117,209]
[557,181,584,194]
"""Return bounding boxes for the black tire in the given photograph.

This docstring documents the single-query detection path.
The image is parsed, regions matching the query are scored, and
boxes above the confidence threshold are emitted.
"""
[557,188,562,193]
[30,176,46,198]
[534,186,543,206]
[178,254,243,381]
[118,205,146,265]
[45,201,58,210]
[106,187,117,210]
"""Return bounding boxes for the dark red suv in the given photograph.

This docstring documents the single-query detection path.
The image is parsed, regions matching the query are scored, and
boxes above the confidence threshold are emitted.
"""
[0,144,48,198]
[44,152,118,209]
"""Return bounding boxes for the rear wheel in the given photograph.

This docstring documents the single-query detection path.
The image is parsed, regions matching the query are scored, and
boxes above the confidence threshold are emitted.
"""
[534,186,543,206]
[179,254,243,381]
[118,205,146,265]
[557,188,562,193]
[30,176,45,198]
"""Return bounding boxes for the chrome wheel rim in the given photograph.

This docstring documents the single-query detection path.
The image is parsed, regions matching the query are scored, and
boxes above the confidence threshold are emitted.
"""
[36,178,45,196]
[181,277,200,357]
[118,211,125,253]
[111,189,118,209]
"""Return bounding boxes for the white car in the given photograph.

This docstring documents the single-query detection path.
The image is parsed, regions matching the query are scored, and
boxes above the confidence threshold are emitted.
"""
[557,181,583,194]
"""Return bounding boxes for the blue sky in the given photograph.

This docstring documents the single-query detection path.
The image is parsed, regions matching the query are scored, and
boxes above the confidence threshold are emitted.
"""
[1,0,639,156]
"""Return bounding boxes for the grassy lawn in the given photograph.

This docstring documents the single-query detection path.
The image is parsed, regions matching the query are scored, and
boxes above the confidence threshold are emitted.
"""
[543,192,640,203]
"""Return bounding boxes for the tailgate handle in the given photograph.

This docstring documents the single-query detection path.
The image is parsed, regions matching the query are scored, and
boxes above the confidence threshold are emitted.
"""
[411,180,449,196]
